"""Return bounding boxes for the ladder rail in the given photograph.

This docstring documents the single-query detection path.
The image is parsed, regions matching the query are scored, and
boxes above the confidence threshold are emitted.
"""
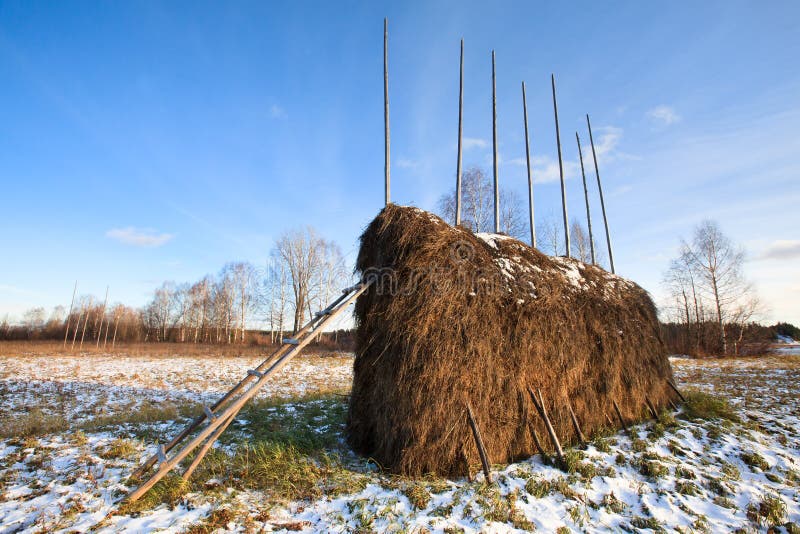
[129,283,362,480]
[124,281,370,504]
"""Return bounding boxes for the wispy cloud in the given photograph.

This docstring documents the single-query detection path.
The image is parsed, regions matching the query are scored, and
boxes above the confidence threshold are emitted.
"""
[463,137,488,150]
[760,240,800,261]
[106,227,174,247]
[269,104,287,120]
[646,105,680,126]
[396,158,419,170]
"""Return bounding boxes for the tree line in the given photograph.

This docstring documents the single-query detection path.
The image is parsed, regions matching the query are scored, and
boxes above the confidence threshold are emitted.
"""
[1,227,353,347]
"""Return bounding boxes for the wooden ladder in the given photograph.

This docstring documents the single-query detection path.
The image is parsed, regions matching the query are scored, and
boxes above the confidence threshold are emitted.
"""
[123,281,370,504]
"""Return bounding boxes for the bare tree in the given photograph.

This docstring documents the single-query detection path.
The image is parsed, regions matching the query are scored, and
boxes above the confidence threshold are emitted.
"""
[275,227,324,333]
[438,167,526,239]
[570,220,593,263]
[537,216,563,256]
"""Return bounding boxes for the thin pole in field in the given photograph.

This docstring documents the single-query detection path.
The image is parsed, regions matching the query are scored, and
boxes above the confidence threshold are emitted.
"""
[63,280,77,348]
[522,81,535,248]
[71,306,83,351]
[576,132,596,265]
[586,113,615,273]
[492,50,499,233]
[551,74,570,257]
[455,39,464,226]
[96,286,108,348]
[383,18,390,206]
[79,298,91,350]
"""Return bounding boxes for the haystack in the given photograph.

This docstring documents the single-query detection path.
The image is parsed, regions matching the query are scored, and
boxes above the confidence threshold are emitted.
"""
[347,204,677,476]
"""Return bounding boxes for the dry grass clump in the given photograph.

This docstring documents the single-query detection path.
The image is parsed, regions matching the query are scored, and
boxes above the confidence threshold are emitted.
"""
[348,204,677,476]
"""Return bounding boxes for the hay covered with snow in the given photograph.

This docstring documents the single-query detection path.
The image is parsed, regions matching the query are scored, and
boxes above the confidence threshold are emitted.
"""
[347,204,676,476]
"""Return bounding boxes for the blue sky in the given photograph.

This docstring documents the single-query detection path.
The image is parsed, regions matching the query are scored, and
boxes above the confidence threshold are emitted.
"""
[1,1,798,324]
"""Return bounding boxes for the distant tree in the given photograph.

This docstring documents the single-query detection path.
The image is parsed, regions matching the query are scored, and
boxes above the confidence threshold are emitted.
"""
[437,167,527,240]
[537,216,563,256]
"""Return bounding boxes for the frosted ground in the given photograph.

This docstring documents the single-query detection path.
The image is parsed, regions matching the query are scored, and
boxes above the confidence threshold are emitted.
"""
[0,349,798,533]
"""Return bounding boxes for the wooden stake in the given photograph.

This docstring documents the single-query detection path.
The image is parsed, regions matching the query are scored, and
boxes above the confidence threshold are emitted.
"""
[383,18,390,206]
[79,299,91,350]
[455,39,464,226]
[645,397,658,419]
[492,50,499,233]
[612,399,629,435]
[669,399,678,412]
[604,411,614,428]
[522,81,535,248]
[576,132,596,265]
[552,74,570,257]
[96,286,108,348]
[667,379,687,403]
[71,306,83,351]
[586,114,615,273]
[566,397,586,446]
[527,386,565,467]
[466,403,492,483]
[63,281,77,348]
[182,413,236,481]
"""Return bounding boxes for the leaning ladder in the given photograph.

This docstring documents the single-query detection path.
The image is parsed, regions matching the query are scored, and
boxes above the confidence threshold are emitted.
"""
[123,281,370,504]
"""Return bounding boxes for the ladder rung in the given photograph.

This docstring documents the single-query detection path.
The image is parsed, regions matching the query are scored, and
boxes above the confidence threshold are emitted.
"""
[247,369,265,378]
[203,405,217,421]
[282,338,299,345]
[157,445,167,470]
[314,309,331,318]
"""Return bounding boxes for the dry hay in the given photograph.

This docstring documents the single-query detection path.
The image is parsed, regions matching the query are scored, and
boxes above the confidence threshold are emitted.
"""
[347,204,676,476]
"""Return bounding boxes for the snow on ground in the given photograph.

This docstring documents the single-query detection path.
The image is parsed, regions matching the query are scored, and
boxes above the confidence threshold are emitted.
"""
[1,350,799,533]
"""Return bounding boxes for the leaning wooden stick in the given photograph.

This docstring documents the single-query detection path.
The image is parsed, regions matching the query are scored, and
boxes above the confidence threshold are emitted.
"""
[455,39,464,226]
[566,397,586,445]
[645,397,658,419]
[466,404,492,483]
[667,379,687,403]
[527,386,565,467]
[612,399,629,435]
[586,113,614,273]
[576,132,596,265]
[552,74,570,257]
[63,280,77,348]
[522,81,535,248]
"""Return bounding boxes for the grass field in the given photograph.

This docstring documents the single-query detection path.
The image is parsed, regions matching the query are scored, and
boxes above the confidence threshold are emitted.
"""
[0,343,798,532]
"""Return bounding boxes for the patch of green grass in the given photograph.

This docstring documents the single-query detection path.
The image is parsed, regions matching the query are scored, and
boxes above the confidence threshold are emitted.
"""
[712,496,736,509]
[592,437,612,453]
[601,492,626,514]
[561,450,597,481]
[119,474,189,514]
[99,438,138,460]
[681,390,740,423]
[720,462,740,481]
[639,459,669,479]
[631,439,648,452]
[747,494,787,527]
[675,480,700,496]
[675,466,696,480]
[740,452,770,471]
[0,408,70,438]
[402,483,431,510]
[630,516,665,532]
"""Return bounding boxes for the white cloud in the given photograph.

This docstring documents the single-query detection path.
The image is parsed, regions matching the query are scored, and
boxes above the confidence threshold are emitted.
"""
[646,105,680,126]
[396,158,419,169]
[760,240,800,261]
[106,227,174,248]
[269,104,287,119]
[463,137,488,150]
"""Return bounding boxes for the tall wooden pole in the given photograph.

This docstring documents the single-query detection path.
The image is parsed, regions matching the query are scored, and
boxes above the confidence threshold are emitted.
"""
[522,81,535,248]
[96,286,108,348]
[492,50,499,233]
[551,74,570,257]
[63,280,77,348]
[455,39,464,226]
[383,18,390,206]
[576,132,596,265]
[586,114,615,273]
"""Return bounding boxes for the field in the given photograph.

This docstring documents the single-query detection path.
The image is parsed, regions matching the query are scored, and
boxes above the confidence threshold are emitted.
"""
[0,342,798,533]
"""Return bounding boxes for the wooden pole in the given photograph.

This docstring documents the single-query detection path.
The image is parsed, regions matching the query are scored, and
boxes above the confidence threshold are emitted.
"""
[125,284,369,503]
[455,39,464,226]
[383,18,390,206]
[527,386,565,467]
[111,311,120,348]
[63,280,77,348]
[96,286,108,348]
[612,399,629,435]
[182,413,237,481]
[79,299,91,350]
[566,397,586,446]
[522,81,535,248]
[466,403,492,483]
[71,306,83,351]
[576,132,596,265]
[552,74,570,257]
[667,379,687,403]
[645,397,658,419]
[604,411,614,428]
[586,114,615,273]
[492,50,500,233]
